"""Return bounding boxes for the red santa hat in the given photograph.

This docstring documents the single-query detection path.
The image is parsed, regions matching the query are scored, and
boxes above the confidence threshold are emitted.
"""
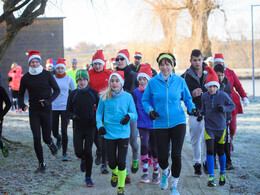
[46,58,53,68]
[110,57,116,64]
[204,66,220,89]
[26,50,41,64]
[55,58,66,70]
[92,50,105,66]
[137,64,152,81]
[109,71,124,86]
[134,51,142,58]
[116,49,130,65]
[214,53,225,64]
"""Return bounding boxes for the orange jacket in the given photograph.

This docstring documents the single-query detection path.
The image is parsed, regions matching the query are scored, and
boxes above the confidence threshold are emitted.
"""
[8,66,23,91]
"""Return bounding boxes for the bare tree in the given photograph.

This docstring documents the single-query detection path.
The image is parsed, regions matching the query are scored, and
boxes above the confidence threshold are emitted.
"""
[0,0,48,65]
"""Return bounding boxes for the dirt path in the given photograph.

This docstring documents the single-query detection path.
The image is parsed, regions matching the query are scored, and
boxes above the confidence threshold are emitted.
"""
[0,97,259,194]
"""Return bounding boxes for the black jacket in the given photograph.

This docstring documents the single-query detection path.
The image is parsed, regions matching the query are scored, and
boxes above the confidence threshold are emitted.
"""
[129,64,157,77]
[116,65,139,94]
[66,86,99,128]
[181,63,207,109]
[220,76,232,122]
[0,86,11,120]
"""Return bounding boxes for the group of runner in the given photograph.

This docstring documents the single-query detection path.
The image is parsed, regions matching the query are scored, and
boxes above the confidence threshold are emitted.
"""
[0,48,249,195]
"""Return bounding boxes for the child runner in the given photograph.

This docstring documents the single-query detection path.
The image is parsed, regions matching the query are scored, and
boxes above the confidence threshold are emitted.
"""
[199,66,235,187]
[133,64,159,184]
[67,69,99,187]
[52,58,75,161]
[18,50,60,173]
[0,86,11,157]
[8,65,23,113]
[213,64,234,170]
[96,71,137,195]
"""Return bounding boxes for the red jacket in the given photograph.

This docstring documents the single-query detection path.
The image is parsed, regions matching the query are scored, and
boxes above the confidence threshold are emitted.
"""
[88,68,112,94]
[8,66,23,91]
[225,68,247,115]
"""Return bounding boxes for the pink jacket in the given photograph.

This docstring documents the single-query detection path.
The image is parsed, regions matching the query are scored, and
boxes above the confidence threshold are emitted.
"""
[225,68,247,115]
[8,66,23,91]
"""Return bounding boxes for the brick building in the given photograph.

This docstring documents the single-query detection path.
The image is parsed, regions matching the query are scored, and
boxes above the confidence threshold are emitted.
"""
[0,17,64,91]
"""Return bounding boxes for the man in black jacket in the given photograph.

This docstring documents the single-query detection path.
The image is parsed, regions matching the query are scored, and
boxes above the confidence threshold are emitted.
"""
[116,49,139,183]
[182,49,208,176]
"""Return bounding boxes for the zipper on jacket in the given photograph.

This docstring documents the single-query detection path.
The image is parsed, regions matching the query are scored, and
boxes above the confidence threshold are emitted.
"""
[167,85,170,128]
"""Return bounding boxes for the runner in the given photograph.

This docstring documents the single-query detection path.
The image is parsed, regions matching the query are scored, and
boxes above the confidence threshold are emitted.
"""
[66,58,78,88]
[198,66,235,187]
[66,69,99,187]
[133,64,159,184]
[142,52,197,195]
[96,71,137,195]
[0,86,11,157]
[52,58,75,161]
[18,50,60,173]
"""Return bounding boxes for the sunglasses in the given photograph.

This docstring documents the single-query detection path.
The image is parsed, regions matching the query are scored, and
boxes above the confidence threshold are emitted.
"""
[116,58,125,62]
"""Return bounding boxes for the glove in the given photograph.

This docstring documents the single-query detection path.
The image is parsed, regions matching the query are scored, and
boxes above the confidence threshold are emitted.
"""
[197,115,203,122]
[98,127,106,135]
[217,104,224,112]
[188,108,199,116]
[120,114,130,125]
[242,97,249,107]
[72,114,80,121]
[149,110,160,120]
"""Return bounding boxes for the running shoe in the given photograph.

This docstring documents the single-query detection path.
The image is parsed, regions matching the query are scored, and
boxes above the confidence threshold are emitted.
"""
[1,141,9,157]
[101,164,109,174]
[14,109,18,113]
[56,137,61,150]
[160,169,171,190]
[85,177,94,187]
[207,177,216,187]
[193,163,202,176]
[125,174,131,184]
[226,162,234,170]
[117,187,125,195]
[80,159,86,172]
[139,173,150,183]
[35,163,46,173]
[110,173,118,187]
[219,174,226,186]
[19,109,23,113]
[48,142,58,156]
[95,153,101,165]
[170,186,180,195]
[62,154,69,161]
[131,159,139,174]
[151,172,160,184]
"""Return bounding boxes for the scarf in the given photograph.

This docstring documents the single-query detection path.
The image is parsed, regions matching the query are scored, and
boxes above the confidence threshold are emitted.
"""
[29,65,43,75]
[55,72,66,78]
[111,88,124,98]
[77,85,90,92]
[138,85,146,91]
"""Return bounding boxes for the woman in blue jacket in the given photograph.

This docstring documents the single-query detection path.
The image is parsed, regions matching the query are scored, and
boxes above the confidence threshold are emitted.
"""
[96,71,137,195]
[142,53,197,195]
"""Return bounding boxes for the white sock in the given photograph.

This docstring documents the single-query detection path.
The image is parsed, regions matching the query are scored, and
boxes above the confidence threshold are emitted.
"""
[171,176,179,187]
[163,167,169,175]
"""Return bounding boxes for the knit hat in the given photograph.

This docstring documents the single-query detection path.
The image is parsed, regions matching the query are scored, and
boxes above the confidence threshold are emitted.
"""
[76,69,90,82]
[116,49,130,65]
[46,58,54,68]
[71,58,78,63]
[134,51,142,58]
[109,71,124,86]
[137,64,152,81]
[92,50,105,65]
[55,58,66,70]
[26,50,41,64]
[204,66,220,89]
[214,53,225,64]
[214,64,224,73]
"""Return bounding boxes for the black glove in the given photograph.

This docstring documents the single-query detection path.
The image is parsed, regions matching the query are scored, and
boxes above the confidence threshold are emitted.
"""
[149,110,160,120]
[98,127,106,135]
[188,108,199,116]
[217,105,224,112]
[72,114,80,121]
[120,114,130,125]
[197,115,203,122]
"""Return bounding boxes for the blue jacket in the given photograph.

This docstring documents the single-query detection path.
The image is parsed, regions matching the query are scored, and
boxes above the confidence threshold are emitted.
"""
[133,88,153,130]
[96,91,138,140]
[142,73,195,129]
[201,90,236,130]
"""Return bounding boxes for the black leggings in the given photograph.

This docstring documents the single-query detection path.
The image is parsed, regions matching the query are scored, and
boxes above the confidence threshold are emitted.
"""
[154,124,186,178]
[73,124,95,177]
[139,128,157,157]
[206,139,225,157]
[106,138,129,171]
[0,119,3,147]
[52,110,68,155]
[29,109,53,164]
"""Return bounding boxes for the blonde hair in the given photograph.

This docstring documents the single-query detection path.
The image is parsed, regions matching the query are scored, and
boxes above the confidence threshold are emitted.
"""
[11,62,18,69]
[100,85,112,100]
